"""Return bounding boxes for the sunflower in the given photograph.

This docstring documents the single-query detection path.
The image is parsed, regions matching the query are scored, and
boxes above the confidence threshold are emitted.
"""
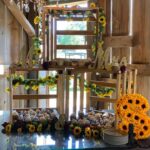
[37,124,43,133]
[124,109,135,122]
[34,48,41,55]
[32,85,39,91]
[55,121,64,131]
[85,87,91,92]
[92,129,99,139]
[17,128,22,134]
[92,83,96,89]
[99,16,106,25]
[135,129,150,140]
[28,124,35,133]
[34,16,40,25]
[90,3,96,8]
[85,127,92,138]
[5,124,12,134]
[73,126,82,137]
[117,120,129,133]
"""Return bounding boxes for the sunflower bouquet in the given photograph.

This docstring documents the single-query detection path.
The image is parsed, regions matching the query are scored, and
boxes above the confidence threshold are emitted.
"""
[116,94,150,140]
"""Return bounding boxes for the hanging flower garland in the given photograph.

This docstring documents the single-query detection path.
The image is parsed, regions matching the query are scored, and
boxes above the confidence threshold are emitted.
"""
[116,94,150,140]
[92,8,106,57]
[84,81,115,98]
[6,74,58,91]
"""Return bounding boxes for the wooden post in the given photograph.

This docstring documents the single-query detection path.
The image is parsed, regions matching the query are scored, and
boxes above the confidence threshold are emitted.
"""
[57,74,65,114]
[65,75,70,120]
[115,71,121,129]
[46,14,50,61]
[122,71,127,95]
[116,71,121,99]
[73,73,77,114]
[86,73,91,111]
[133,69,137,94]
[127,71,132,94]
[9,68,13,123]
[80,73,84,111]
[42,10,46,61]
[50,16,53,60]
[54,18,57,59]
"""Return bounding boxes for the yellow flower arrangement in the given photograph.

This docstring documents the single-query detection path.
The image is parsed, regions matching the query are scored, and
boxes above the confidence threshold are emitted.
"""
[116,93,150,140]
[5,124,12,134]
[34,16,40,25]
[85,127,92,138]
[73,126,82,137]
[90,3,96,8]
[28,124,35,133]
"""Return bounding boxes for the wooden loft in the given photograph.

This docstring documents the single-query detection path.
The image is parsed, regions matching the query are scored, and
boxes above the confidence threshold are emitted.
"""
[3,0,35,37]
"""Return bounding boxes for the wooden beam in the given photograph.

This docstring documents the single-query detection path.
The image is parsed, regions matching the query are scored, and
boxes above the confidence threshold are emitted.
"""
[91,80,116,87]
[127,64,150,76]
[44,6,98,11]
[104,36,133,48]
[13,94,57,99]
[56,30,95,36]
[3,0,35,37]
[56,17,96,21]
[56,45,91,49]
[10,67,64,72]
[91,96,116,103]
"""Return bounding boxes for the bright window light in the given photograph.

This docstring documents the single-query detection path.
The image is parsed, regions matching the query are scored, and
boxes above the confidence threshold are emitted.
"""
[0,65,4,75]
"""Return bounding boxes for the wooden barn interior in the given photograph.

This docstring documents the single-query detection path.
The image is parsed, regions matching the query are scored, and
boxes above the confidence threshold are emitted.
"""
[0,0,150,149]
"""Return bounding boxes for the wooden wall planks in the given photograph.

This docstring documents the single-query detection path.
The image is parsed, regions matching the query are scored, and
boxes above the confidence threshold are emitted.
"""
[0,1,27,110]
[111,0,130,61]
[132,0,150,100]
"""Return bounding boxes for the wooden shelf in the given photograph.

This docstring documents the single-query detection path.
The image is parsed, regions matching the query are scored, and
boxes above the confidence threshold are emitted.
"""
[56,30,95,36]
[56,17,96,21]
[10,67,64,72]
[91,80,116,87]
[13,94,57,100]
[3,0,35,37]
[91,96,116,103]
[56,45,91,50]
[13,107,56,111]
[44,6,99,11]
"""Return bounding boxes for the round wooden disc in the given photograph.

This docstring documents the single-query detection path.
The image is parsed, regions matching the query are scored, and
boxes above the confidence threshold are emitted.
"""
[102,128,128,145]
